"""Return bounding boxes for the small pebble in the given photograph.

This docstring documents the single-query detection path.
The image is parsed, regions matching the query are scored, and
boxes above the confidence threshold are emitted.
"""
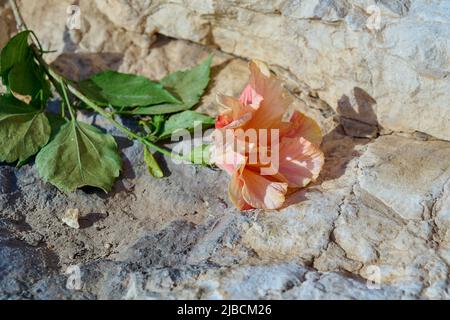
[62,208,80,229]
[104,243,112,249]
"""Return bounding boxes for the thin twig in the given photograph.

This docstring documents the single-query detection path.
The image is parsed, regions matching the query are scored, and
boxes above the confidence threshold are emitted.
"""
[9,0,27,32]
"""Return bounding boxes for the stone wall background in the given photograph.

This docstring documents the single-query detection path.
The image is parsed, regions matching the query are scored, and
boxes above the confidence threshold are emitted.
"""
[2,0,449,141]
[1,0,450,300]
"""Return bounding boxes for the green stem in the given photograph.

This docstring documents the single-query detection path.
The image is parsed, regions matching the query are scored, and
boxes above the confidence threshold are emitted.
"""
[61,100,66,118]
[59,79,76,121]
[66,81,181,159]
[9,0,27,31]
[51,67,182,160]
[29,30,44,55]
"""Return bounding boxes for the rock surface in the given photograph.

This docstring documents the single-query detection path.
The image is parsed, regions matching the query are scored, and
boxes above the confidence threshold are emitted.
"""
[6,0,449,141]
[1,0,450,300]
[147,0,450,140]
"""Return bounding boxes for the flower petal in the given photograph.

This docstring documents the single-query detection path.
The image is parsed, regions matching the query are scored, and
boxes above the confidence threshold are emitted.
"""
[277,136,324,188]
[216,113,233,129]
[244,61,293,130]
[280,111,323,146]
[239,84,263,107]
[217,94,249,118]
[216,93,254,129]
[224,113,253,129]
[241,168,288,210]
[228,170,253,210]
[210,130,247,175]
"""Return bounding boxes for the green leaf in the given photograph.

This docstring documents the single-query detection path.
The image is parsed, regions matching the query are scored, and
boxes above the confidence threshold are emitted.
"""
[159,110,215,140]
[186,144,211,166]
[36,121,122,192]
[143,147,164,179]
[0,95,51,163]
[16,110,61,169]
[0,31,32,77]
[77,70,181,107]
[161,54,213,109]
[129,103,188,115]
[139,115,166,137]
[46,113,68,140]
[121,56,213,115]
[150,115,166,135]
[8,55,50,101]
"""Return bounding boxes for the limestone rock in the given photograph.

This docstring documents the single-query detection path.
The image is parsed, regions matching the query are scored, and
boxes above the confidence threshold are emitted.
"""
[1,1,450,300]
[108,0,450,142]
[140,0,449,141]
[3,0,448,139]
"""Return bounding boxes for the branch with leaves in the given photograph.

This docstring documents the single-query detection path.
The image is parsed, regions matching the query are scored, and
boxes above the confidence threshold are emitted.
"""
[0,0,214,192]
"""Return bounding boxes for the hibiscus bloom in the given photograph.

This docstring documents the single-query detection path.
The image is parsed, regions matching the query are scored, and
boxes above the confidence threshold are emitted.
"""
[210,60,324,210]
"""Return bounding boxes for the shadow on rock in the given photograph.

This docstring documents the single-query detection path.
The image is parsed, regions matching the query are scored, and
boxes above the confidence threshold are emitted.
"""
[336,87,380,139]
[287,87,381,206]
[51,52,124,82]
[79,212,108,229]
[0,240,61,298]
[319,126,371,183]
[50,25,124,81]
[204,58,234,97]
[320,87,381,183]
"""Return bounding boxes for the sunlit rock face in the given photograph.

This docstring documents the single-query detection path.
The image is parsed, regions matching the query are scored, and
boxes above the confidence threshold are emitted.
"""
[2,0,448,140]
[62,0,450,140]
[0,0,450,300]
[142,0,449,141]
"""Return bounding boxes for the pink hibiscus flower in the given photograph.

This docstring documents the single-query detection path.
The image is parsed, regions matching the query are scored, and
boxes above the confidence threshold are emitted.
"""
[210,60,324,210]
